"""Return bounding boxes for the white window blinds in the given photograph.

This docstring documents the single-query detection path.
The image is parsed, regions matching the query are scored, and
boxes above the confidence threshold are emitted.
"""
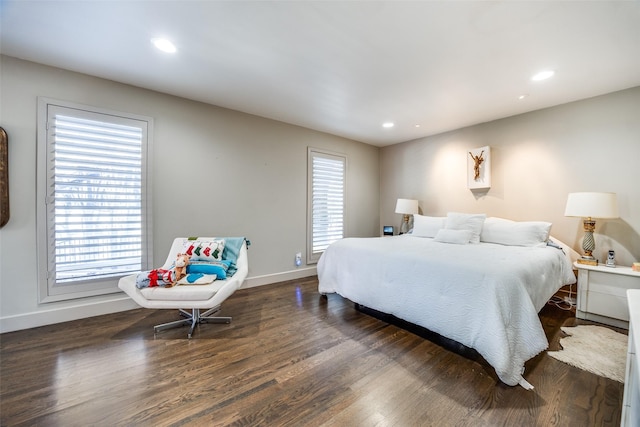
[37,99,152,301]
[308,149,346,263]
[49,113,144,283]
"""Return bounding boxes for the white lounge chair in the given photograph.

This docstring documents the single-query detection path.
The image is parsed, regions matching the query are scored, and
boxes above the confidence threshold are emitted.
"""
[118,237,248,338]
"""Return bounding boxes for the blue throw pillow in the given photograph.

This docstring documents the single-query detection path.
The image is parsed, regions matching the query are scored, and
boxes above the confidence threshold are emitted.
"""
[187,261,230,279]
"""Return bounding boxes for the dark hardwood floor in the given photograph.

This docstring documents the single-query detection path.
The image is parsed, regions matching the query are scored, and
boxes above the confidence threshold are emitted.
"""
[1,277,624,426]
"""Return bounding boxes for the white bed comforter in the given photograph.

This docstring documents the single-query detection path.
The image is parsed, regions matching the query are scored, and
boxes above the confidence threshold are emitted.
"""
[317,235,576,387]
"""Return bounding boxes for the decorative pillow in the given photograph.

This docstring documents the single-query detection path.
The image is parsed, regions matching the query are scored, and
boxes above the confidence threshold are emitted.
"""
[445,212,486,244]
[187,260,230,279]
[480,217,552,247]
[183,239,225,262]
[176,273,217,285]
[434,229,473,245]
[411,214,446,238]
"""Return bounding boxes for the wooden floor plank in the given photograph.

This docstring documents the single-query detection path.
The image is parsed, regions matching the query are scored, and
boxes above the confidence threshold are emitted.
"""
[0,277,624,426]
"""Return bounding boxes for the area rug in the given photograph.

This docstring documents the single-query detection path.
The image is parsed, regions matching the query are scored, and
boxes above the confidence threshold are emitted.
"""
[547,325,628,383]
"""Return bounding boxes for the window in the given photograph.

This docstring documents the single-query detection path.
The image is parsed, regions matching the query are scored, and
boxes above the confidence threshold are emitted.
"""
[307,148,346,264]
[37,98,153,302]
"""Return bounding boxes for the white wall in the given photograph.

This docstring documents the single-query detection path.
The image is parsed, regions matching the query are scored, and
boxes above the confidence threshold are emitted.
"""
[2,53,637,333]
[381,87,640,267]
[0,55,380,332]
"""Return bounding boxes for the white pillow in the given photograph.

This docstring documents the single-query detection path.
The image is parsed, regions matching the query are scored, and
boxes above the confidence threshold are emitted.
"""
[176,273,217,285]
[445,212,486,244]
[411,214,446,238]
[480,217,552,247]
[434,229,473,245]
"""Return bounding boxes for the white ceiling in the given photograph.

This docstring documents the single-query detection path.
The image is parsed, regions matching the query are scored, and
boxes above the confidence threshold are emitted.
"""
[1,1,639,146]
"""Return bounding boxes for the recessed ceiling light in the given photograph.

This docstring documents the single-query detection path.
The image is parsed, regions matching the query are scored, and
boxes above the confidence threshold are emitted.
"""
[415,124,421,128]
[382,122,394,128]
[518,94,529,100]
[531,70,554,81]
[151,38,177,53]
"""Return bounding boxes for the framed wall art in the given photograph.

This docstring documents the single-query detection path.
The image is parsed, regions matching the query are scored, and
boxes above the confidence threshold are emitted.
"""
[467,145,491,190]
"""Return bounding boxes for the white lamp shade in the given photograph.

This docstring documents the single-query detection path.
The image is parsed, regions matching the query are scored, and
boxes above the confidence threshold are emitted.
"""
[564,192,619,219]
[395,198,419,215]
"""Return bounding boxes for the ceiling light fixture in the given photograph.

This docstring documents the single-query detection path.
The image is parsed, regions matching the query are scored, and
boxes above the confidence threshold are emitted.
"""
[382,122,394,128]
[531,70,554,81]
[518,94,529,100]
[151,38,177,53]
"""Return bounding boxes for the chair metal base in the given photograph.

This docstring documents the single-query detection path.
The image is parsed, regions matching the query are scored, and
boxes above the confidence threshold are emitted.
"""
[154,306,231,338]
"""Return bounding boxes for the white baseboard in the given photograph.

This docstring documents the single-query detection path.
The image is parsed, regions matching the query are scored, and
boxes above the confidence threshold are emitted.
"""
[0,267,318,333]
[242,266,317,289]
[0,297,139,334]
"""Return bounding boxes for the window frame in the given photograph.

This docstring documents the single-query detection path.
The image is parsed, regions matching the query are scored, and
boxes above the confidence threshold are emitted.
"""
[36,98,154,302]
[307,147,346,264]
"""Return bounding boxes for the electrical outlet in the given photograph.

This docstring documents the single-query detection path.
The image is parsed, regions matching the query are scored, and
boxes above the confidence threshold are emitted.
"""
[295,252,302,267]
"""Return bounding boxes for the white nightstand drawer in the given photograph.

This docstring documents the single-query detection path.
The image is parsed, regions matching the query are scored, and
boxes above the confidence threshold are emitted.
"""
[590,271,640,293]
[586,290,630,321]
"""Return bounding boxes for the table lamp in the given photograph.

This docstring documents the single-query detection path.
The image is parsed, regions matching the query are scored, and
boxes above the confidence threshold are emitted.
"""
[395,198,419,234]
[564,192,619,265]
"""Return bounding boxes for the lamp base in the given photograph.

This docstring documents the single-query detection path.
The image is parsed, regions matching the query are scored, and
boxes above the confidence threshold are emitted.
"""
[577,257,598,266]
[399,214,410,235]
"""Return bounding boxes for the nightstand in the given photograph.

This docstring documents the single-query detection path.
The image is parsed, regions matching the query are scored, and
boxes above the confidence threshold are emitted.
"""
[575,262,640,329]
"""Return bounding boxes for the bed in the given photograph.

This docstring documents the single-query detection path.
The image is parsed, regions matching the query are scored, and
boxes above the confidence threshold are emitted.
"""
[317,213,577,388]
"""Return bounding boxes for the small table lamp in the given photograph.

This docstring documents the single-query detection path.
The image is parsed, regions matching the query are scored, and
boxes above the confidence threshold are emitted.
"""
[395,198,419,234]
[564,192,619,265]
